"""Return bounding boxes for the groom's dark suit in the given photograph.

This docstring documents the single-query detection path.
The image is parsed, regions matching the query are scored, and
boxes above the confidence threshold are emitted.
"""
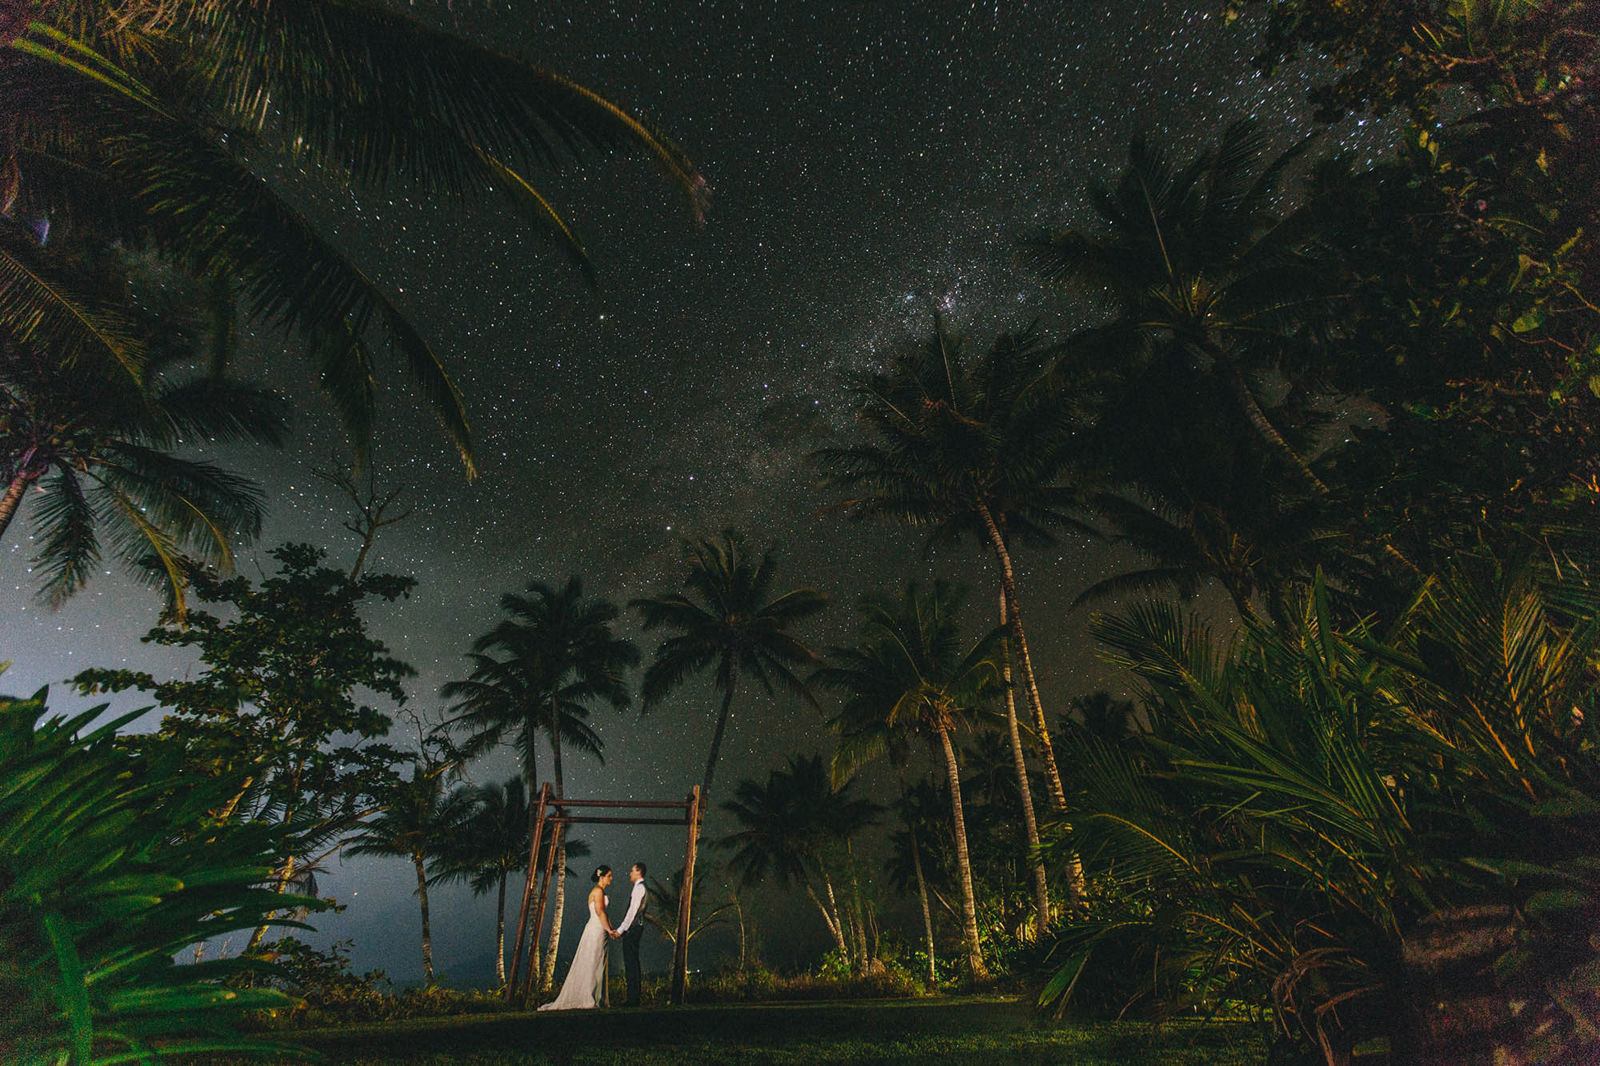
[617,876,648,1006]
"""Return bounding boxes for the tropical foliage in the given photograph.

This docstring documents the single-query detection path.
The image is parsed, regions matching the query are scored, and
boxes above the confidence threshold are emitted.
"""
[1046,560,1600,1062]
[10,1,1600,1060]
[348,753,469,987]
[2,0,707,472]
[718,754,881,972]
[815,324,1080,826]
[0,233,287,611]
[72,543,416,952]
[429,776,532,987]
[0,681,315,1065]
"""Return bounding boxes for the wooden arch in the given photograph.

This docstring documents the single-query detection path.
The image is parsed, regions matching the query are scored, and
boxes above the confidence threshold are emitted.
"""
[504,783,704,1006]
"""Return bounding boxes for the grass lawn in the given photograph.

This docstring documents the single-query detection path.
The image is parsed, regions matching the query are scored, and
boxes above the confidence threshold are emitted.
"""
[241,997,1263,1065]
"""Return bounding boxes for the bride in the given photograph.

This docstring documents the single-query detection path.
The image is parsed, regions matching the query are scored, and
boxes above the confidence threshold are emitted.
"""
[538,865,618,1010]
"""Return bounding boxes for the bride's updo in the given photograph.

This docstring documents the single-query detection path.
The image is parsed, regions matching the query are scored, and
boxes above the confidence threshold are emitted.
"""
[591,865,612,883]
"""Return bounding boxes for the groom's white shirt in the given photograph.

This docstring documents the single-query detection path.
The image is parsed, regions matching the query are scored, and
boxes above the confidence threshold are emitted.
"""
[617,878,647,933]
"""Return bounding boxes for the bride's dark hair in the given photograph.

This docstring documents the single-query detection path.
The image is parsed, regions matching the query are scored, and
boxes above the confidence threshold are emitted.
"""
[591,865,612,883]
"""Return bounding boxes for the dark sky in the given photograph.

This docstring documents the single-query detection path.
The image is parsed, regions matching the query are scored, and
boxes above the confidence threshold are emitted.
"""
[2,1,1358,983]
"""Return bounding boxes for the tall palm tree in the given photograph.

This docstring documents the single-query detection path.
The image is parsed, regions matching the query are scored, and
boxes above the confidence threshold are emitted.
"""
[429,776,530,987]
[718,754,879,964]
[347,758,471,987]
[446,576,636,990]
[633,530,826,798]
[5,0,707,473]
[814,325,1080,919]
[815,582,1001,980]
[441,653,605,989]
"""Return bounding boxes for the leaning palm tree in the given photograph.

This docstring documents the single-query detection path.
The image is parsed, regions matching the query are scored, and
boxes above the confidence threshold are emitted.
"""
[347,758,471,987]
[633,530,827,797]
[718,754,879,964]
[1,327,286,613]
[815,582,1001,980]
[447,576,637,990]
[6,1,707,473]
[429,776,530,986]
[814,324,1080,918]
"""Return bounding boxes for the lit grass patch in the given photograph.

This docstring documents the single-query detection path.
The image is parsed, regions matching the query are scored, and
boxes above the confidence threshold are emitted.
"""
[226,997,1262,1065]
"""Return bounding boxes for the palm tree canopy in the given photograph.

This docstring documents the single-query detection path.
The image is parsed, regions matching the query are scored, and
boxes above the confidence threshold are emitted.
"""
[442,576,636,781]
[815,581,1004,785]
[717,753,880,891]
[1021,119,1327,358]
[813,324,1090,552]
[633,529,826,709]
[0,237,287,608]
[6,1,708,473]
[429,776,530,895]
[348,760,471,865]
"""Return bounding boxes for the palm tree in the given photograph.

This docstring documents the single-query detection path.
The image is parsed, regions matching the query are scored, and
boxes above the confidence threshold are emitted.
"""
[1022,119,1330,495]
[445,576,636,990]
[718,754,879,965]
[1047,560,1600,1062]
[643,867,735,953]
[814,327,1079,919]
[347,758,471,986]
[429,776,530,987]
[633,530,827,798]
[6,1,707,473]
[0,230,287,612]
[815,582,1000,980]
[886,778,951,987]
[1061,369,1351,621]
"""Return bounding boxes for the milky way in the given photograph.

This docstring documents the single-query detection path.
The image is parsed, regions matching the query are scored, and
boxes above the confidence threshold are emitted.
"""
[2,1,1361,980]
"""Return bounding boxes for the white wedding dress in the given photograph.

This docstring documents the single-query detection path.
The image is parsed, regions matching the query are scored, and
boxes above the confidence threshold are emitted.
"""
[537,894,608,1011]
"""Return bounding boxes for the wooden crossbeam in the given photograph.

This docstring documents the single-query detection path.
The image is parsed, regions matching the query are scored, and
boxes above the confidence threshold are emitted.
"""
[548,798,691,810]
[550,814,689,826]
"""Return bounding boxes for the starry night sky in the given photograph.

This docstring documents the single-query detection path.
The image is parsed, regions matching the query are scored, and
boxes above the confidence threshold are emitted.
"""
[2,1,1359,982]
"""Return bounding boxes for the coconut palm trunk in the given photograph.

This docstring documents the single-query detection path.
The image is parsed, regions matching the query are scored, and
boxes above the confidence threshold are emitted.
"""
[244,852,297,954]
[909,824,937,986]
[0,470,37,542]
[1207,344,1329,497]
[802,880,849,955]
[998,590,1052,936]
[541,691,568,992]
[976,505,1066,810]
[733,894,747,974]
[936,724,988,980]
[515,743,541,986]
[413,852,435,985]
[493,872,508,986]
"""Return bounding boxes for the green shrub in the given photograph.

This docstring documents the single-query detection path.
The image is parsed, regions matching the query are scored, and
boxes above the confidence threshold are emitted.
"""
[1044,564,1600,1062]
[0,686,319,1064]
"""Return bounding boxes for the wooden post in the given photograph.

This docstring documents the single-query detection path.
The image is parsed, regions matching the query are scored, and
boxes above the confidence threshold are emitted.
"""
[518,813,563,1000]
[670,785,702,1005]
[504,783,550,1000]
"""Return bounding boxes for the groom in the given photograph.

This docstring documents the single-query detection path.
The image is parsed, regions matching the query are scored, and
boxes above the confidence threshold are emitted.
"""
[610,861,648,1007]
